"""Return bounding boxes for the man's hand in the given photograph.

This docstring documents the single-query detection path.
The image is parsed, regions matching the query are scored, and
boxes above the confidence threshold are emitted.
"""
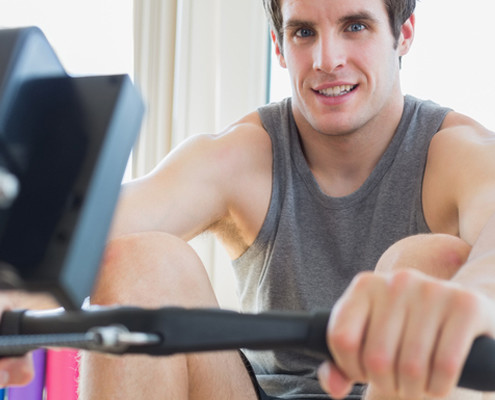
[317,234,495,399]
[0,354,34,388]
[0,290,59,388]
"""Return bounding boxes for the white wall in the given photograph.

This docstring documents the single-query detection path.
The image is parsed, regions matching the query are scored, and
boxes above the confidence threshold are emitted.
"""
[0,0,135,179]
[402,0,495,129]
[270,1,495,130]
[0,0,133,77]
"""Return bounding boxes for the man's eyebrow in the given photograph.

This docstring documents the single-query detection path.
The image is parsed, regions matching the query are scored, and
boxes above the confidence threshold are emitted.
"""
[338,11,380,26]
[283,19,315,31]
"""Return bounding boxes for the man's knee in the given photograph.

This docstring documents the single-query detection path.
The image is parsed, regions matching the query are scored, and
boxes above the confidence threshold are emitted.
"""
[375,234,472,280]
[91,232,218,308]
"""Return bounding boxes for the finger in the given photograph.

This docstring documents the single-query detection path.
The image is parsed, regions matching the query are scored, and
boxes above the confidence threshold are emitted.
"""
[427,295,478,398]
[0,353,34,387]
[328,273,374,383]
[318,361,353,399]
[362,272,410,395]
[397,281,444,398]
[0,299,34,388]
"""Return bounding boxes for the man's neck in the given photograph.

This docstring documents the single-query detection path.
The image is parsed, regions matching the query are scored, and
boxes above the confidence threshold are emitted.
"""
[297,95,405,198]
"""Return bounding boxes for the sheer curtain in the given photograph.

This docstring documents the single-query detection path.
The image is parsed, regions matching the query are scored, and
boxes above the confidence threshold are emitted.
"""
[132,0,268,308]
[132,0,178,177]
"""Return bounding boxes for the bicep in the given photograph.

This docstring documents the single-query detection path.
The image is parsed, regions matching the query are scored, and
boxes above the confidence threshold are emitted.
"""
[424,125,495,245]
[109,134,229,240]
[458,180,495,247]
[454,133,495,245]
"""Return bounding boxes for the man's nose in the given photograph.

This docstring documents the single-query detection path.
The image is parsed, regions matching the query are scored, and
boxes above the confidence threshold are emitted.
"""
[313,35,346,73]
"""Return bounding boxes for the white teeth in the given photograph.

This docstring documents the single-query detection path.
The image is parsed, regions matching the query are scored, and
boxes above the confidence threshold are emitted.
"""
[318,85,355,97]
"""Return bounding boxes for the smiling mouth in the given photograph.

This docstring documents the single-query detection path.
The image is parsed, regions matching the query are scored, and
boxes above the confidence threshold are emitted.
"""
[317,84,357,97]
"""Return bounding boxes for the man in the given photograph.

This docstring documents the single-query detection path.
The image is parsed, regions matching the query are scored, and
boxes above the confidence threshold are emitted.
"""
[81,0,495,398]
[4,0,495,399]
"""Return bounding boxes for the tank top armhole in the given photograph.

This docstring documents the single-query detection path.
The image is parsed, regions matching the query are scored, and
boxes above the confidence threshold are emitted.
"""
[232,100,288,267]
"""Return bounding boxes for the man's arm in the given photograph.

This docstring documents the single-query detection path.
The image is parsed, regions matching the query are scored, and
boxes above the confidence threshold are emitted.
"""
[319,117,495,399]
[79,115,272,400]
[0,291,60,387]
[108,114,272,256]
[111,133,232,241]
[427,115,495,300]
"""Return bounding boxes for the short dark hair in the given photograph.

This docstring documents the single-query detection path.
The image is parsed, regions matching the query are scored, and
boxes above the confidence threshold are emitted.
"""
[262,0,416,51]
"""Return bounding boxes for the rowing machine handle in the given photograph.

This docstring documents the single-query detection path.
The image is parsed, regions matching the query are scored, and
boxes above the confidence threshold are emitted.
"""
[457,336,495,391]
[306,312,495,392]
[1,309,495,391]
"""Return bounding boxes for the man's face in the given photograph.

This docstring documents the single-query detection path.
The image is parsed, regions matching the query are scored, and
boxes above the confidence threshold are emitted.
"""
[275,0,413,137]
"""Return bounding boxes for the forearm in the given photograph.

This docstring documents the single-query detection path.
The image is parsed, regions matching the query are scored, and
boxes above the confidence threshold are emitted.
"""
[453,250,495,302]
[453,212,495,300]
[4,290,59,310]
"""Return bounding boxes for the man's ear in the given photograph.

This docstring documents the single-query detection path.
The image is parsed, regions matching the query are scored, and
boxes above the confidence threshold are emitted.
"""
[271,30,287,69]
[398,14,415,57]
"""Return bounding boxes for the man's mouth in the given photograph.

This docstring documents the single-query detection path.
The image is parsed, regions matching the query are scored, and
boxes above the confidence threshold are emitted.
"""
[317,84,357,97]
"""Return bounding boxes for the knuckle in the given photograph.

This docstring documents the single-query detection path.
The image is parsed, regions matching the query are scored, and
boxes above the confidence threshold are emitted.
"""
[328,329,360,356]
[433,355,459,381]
[385,269,421,302]
[350,271,376,291]
[363,349,394,377]
[417,280,447,308]
[391,268,415,283]
[451,289,479,314]
[388,269,417,292]
[399,357,425,381]
[17,364,35,385]
[419,279,439,297]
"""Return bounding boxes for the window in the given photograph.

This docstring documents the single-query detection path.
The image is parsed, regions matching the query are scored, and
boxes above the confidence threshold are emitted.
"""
[267,37,291,103]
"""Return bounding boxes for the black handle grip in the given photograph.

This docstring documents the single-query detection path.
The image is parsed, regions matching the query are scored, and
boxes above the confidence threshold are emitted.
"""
[458,336,495,391]
[1,308,495,391]
[306,312,495,392]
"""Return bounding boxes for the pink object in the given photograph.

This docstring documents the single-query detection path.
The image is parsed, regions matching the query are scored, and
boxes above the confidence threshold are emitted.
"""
[45,349,80,400]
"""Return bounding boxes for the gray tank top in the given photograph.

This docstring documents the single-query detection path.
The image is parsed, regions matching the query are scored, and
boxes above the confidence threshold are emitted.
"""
[232,95,451,399]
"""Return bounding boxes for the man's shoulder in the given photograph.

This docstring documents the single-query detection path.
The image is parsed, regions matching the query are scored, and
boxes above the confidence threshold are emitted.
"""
[180,110,273,198]
[220,110,268,139]
[431,111,494,155]
[423,110,495,236]
[176,110,271,164]
[206,111,274,257]
[209,110,273,166]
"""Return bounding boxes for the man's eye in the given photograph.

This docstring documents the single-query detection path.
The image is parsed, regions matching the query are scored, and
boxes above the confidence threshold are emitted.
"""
[346,23,366,32]
[296,28,314,38]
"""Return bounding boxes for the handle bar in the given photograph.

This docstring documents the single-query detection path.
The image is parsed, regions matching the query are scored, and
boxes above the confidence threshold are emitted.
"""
[0,307,494,391]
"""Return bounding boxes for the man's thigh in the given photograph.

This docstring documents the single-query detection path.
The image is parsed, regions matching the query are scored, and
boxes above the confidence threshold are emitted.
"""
[81,232,261,400]
[188,351,260,400]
